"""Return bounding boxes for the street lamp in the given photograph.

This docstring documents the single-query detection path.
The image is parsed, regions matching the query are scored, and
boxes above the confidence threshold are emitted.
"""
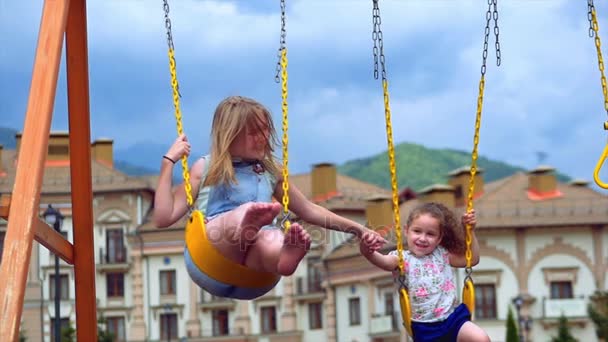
[512,295,524,342]
[43,204,64,342]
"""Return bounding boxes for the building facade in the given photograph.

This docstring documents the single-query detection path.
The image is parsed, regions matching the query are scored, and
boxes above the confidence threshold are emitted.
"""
[1,133,607,341]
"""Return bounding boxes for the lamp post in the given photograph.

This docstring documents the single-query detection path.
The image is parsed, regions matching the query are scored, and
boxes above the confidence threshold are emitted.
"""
[512,295,524,342]
[44,204,64,342]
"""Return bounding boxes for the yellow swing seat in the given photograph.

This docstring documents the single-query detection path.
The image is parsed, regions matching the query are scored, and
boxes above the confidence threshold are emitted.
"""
[184,211,281,299]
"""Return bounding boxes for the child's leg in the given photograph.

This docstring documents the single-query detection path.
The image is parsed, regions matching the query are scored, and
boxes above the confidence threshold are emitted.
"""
[244,223,311,276]
[457,322,490,342]
[205,202,282,263]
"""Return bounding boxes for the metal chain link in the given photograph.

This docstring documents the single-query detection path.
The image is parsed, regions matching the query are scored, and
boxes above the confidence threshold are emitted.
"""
[589,0,596,38]
[370,0,402,280]
[275,0,287,83]
[492,0,502,66]
[372,0,387,80]
[162,0,192,208]
[589,0,608,118]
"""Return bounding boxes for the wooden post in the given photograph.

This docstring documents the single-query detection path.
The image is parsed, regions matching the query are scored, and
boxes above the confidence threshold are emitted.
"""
[0,0,70,340]
[65,0,98,338]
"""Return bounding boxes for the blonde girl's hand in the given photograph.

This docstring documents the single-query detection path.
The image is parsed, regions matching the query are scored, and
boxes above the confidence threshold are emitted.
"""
[462,209,477,229]
[165,134,191,162]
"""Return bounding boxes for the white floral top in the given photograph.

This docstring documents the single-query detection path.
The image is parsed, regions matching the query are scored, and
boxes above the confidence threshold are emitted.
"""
[389,246,458,322]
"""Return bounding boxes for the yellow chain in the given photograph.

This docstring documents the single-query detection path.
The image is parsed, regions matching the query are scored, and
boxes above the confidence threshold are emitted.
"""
[280,48,291,231]
[466,75,485,268]
[590,7,608,189]
[168,49,193,207]
[381,79,404,274]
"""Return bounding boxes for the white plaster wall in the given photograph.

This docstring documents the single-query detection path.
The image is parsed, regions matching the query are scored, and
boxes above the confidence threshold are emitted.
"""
[147,253,187,340]
[525,234,553,261]
[335,284,370,342]
[296,302,327,341]
[484,235,516,259]
[527,254,596,342]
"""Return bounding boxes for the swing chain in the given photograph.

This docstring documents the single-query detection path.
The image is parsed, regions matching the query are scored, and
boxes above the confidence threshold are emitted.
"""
[464,266,474,283]
[163,0,182,98]
[372,0,387,81]
[275,0,287,83]
[163,0,174,51]
[492,0,502,66]
[589,0,596,38]
[397,273,407,293]
[589,0,608,118]
[481,0,501,74]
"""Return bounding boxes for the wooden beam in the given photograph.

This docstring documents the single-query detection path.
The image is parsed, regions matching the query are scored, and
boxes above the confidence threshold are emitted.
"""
[34,218,74,264]
[0,194,10,219]
[0,0,70,340]
[65,0,98,338]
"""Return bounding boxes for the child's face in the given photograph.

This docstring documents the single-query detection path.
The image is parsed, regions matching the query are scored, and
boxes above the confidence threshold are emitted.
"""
[406,213,442,257]
[230,115,270,160]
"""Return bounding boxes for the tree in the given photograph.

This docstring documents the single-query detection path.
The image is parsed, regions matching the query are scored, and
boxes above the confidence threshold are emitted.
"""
[61,320,76,342]
[97,315,115,342]
[551,314,576,342]
[589,291,608,341]
[19,329,27,342]
[505,306,519,342]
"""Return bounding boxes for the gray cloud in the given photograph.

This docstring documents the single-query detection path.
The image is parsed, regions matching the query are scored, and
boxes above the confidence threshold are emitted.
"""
[2,0,608,185]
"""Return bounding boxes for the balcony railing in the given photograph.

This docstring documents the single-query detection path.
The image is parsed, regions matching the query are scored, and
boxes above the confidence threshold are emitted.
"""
[543,297,587,318]
[201,327,244,337]
[370,311,400,335]
[295,276,323,295]
[99,246,128,264]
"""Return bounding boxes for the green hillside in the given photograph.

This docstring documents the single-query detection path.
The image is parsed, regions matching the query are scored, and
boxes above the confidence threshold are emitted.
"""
[338,142,569,191]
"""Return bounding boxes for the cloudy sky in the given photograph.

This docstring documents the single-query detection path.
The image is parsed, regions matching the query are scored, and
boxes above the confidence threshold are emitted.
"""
[2,0,608,186]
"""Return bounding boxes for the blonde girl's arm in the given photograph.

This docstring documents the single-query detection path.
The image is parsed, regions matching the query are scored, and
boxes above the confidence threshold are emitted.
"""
[274,178,387,243]
[153,156,204,228]
[449,209,481,267]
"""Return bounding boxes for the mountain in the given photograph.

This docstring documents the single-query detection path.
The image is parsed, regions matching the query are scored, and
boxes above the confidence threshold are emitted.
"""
[0,126,569,189]
[338,142,570,191]
[0,127,18,148]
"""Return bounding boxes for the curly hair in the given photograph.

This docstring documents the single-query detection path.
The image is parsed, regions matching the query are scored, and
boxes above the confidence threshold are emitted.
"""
[406,202,465,254]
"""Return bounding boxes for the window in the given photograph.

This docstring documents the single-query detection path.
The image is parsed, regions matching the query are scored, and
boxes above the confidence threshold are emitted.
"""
[160,270,176,295]
[106,316,126,341]
[475,284,497,319]
[550,281,573,299]
[308,302,323,329]
[307,257,323,292]
[349,297,361,325]
[49,274,69,300]
[160,313,178,340]
[50,318,71,342]
[106,229,125,263]
[212,309,229,336]
[106,273,124,297]
[384,292,394,316]
[0,230,6,263]
[260,306,277,333]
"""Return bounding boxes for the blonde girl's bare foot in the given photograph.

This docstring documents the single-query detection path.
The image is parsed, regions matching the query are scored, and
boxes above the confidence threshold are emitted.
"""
[277,224,311,276]
[237,202,282,246]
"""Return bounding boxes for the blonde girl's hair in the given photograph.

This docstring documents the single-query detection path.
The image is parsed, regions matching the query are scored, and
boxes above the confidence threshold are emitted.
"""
[204,96,280,186]
[406,202,465,254]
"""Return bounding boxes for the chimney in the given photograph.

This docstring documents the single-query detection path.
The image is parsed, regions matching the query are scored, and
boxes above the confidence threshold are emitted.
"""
[91,138,114,169]
[0,145,3,173]
[17,131,71,162]
[417,184,455,208]
[365,195,394,231]
[447,166,484,207]
[311,163,337,200]
[528,165,557,194]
